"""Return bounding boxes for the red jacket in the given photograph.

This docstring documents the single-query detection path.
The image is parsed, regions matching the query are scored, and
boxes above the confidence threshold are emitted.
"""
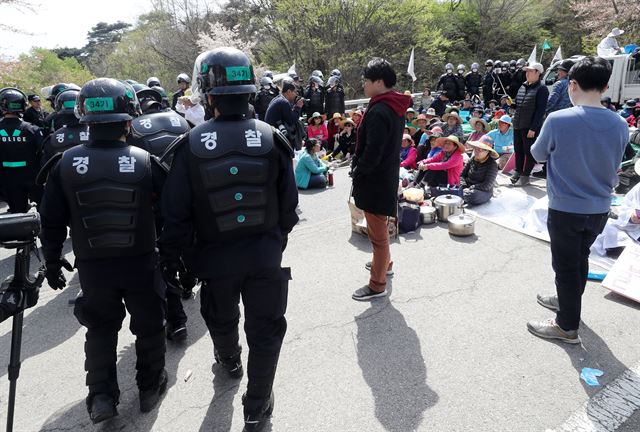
[421,150,464,185]
[400,146,417,169]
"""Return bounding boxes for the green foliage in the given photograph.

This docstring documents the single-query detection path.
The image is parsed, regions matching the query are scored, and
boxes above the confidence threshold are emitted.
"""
[0,48,94,96]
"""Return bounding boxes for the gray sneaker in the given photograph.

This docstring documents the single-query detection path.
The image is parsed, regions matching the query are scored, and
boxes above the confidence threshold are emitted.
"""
[527,318,581,344]
[536,294,559,312]
[352,286,388,301]
[514,175,530,186]
[365,261,394,276]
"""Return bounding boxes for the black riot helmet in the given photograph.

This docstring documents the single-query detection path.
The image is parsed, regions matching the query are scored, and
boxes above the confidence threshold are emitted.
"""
[176,73,191,84]
[0,87,28,113]
[309,75,324,87]
[485,59,493,67]
[196,47,257,96]
[150,86,170,109]
[146,76,161,87]
[76,78,141,124]
[47,83,80,103]
[136,86,163,114]
[54,88,80,114]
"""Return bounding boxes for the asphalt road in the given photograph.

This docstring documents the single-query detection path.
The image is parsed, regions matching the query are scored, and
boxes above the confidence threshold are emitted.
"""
[0,167,639,432]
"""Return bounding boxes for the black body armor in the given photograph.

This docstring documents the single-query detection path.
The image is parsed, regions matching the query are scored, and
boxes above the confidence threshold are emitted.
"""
[128,111,190,158]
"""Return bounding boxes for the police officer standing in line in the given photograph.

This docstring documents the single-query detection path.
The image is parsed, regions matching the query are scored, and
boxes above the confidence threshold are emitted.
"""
[482,60,496,107]
[39,78,168,424]
[437,63,459,101]
[465,62,483,100]
[44,83,81,134]
[127,85,193,342]
[172,73,191,112]
[0,87,44,213]
[40,88,90,167]
[23,94,48,127]
[158,47,298,432]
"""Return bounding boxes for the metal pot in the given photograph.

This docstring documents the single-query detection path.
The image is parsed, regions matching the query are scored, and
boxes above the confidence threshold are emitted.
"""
[433,194,463,221]
[447,213,476,236]
[419,206,437,225]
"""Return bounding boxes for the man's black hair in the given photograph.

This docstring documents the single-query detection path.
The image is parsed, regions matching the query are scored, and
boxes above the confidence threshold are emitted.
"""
[568,56,611,92]
[281,79,296,93]
[362,58,397,88]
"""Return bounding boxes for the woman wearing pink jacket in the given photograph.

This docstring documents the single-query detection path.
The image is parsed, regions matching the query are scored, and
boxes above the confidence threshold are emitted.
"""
[417,135,465,186]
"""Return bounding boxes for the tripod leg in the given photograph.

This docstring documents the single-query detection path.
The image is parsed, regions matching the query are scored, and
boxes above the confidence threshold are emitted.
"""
[6,311,24,432]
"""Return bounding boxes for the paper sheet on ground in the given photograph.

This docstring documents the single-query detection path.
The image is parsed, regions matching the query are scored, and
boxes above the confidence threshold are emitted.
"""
[602,243,640,303]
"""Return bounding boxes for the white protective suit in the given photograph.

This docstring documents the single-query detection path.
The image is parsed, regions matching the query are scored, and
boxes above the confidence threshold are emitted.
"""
[592,182,640,255]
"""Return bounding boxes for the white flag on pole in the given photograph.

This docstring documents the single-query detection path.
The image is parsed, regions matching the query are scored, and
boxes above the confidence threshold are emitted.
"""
[407,48,417,82]
[287,62,296,75]
[551,45,563,66]
[527,45,537,64]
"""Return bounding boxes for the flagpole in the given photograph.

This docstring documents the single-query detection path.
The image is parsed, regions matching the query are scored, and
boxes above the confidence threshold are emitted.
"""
[539,49,545,64]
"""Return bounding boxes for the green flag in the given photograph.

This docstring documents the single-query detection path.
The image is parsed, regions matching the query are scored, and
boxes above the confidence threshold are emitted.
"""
[542,40,551,50]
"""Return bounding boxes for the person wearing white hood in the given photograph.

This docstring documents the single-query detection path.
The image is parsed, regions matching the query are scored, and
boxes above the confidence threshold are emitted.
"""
[591,159,640,257]
[597,27,625,57]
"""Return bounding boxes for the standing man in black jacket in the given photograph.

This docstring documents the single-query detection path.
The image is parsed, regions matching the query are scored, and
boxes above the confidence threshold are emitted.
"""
[351,58,411,301]
[159,47,298,432]
[511,62,549,186]
[23,95,48,127]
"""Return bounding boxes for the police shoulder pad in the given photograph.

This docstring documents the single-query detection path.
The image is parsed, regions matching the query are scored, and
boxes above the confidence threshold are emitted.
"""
[36,152,63,186]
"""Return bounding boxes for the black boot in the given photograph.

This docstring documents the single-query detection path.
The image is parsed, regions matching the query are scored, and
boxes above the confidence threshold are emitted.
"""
[140,369,168,413]
[87,393,118,424]
[214,349,243,379]
[242,392,274,432]
[167,321,187,342]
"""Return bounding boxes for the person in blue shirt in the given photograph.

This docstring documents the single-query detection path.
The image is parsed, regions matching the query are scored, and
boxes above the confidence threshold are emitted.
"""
[527,56,629,345]
[546,59,574,114]
[295,138,328,189]
[486,114,514,169]
[264,78,305,148]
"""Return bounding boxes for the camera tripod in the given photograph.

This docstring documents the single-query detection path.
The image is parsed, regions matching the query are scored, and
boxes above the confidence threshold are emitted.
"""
[1,239,44,432]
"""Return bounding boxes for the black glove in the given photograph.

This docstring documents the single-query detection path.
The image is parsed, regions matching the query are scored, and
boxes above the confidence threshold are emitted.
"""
[160,260,183,295]
[44,258,73,290]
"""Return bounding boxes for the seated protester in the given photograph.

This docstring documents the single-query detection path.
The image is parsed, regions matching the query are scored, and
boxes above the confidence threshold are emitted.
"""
[469,106,484,122]
[592,161,640,257]
[487,109,506,130]
[430,91,450,117]
[405,107,417,124]
[412,114,429,144]
[626,103,640,127]
[350,109,363,127]
[399,134,418,170]
[440,111,464,141]
[404,122,416,137]
[467,117,489,147]
[601,96,616,112]
[416,126,443,162]
[327,118,357,160]
[327,112,343,148]
[499,95,510,112]
[619,99,636,119]
[307,111,329,148]
[295,138,328,189]
[488,99,498,111]
[461,135,500,205]
[415,135,465,187]
[486,114,514,169]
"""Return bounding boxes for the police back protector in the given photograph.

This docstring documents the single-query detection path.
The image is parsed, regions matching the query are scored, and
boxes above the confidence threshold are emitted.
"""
[130,111,189,157]
[59,144,156,260]
[187,118,279,243]
[45,124,90,160]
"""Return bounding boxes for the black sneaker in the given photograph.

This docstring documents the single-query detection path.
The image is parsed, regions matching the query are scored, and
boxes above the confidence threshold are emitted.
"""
[352,286,388,301]
[167,322,187,342]
[510,172,521,185]
[242,392,274,432]
[140,369,168,412]
[214,349,244,379]
[87,393,118,424]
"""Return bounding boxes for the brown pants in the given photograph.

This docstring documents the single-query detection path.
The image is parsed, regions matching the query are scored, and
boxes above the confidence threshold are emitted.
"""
[364,212,392,292]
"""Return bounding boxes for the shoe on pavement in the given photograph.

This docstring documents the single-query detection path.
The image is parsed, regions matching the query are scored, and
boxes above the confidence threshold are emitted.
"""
[527,318,580,344]
[352,286,388,301]
[536,294,559,312]
[364,261,394,276]
[87,393,118,424]
[509,173,521,185]
[214,349,244,379]
[139,369,168,412]
[514,175,530,186]
[242,392,274,432]
[167,322,187,342]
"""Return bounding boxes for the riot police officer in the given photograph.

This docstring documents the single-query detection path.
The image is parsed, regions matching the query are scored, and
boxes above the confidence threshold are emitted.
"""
[255,77,278,121]
[23,94,49,127]
[324,75,345,118]
[454,64,467,101]
[508,58,527,99]
[147,76,161,88]
[128,87,193,342]
[172,73,191,112]
[437,63,459,101]
[39,78,168,424]
[497,60,512,99]
[40,88,90,167]
[0,87,44,213]
[466,62,483,99]
[482,59,496,106]
[44,83,81,133]
[304,75,325,118]
[158,47,298,432]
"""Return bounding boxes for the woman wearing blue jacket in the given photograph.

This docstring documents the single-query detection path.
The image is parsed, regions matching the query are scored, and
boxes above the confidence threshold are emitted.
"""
[295,138,328,189]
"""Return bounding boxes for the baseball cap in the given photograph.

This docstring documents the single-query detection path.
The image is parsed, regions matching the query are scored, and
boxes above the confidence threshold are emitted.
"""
[524,62,544,74]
